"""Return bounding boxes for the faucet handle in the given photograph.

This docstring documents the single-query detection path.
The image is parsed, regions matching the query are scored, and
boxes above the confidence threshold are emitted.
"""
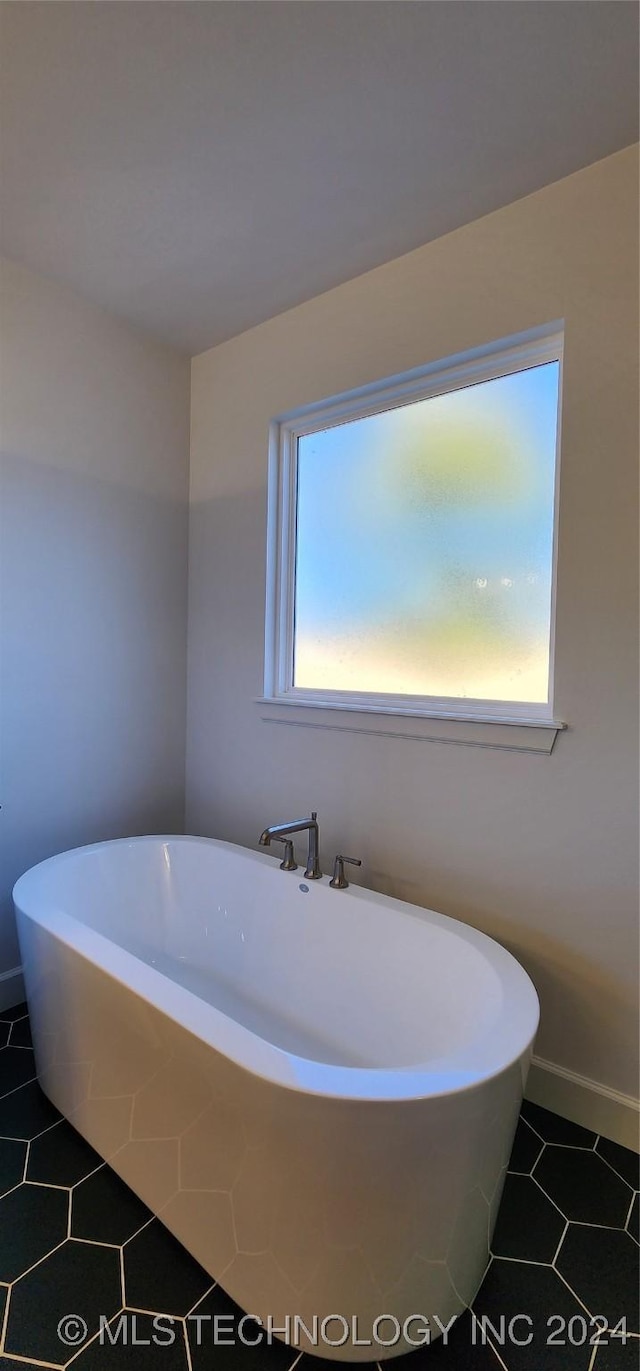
[329,854,362,890]
[272,837,298,871]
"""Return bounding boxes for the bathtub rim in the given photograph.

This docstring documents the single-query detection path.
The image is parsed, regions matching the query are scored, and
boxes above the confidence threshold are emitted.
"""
[14,833,540,1104]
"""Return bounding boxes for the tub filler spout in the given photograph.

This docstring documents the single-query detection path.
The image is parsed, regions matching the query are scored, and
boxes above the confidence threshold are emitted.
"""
[259,811,321,879]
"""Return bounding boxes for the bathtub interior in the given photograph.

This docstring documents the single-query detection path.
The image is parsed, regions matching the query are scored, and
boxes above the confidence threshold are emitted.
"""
[15,837,536,1080]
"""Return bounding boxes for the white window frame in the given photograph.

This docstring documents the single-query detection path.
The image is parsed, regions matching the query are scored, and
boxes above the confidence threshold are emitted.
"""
[263,323,564,730]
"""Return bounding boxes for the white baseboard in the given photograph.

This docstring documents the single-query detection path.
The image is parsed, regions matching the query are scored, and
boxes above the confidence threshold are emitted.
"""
[527,1054,639,1152]
[0,965,26,1013]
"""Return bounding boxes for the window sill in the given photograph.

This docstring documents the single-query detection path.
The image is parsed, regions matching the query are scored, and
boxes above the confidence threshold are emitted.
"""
[256,698,566,754]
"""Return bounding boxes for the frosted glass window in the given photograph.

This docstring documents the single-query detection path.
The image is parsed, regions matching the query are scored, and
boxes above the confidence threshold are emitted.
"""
[293,361,560,704]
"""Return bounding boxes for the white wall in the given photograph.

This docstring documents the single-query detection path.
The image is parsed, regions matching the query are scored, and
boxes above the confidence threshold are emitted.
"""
[187,148,639,1135]
[0,258,190,994]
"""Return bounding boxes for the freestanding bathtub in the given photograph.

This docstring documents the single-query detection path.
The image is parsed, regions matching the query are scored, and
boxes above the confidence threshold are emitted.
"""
[14,836,539,1362]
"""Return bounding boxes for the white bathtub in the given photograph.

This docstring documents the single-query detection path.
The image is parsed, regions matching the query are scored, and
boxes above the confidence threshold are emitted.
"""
[14,835,539,1362]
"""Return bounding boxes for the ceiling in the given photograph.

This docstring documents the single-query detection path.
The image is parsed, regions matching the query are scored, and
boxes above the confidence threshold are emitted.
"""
[1,2,637,356]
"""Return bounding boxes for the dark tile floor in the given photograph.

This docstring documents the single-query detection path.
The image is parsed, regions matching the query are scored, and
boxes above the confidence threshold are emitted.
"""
[0,1002,638,1370]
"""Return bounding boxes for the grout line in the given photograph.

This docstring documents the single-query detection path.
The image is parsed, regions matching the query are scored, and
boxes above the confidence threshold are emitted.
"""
[1,1353,62,1369]
[0,1277,10,1355]
[0,1175,20,1202]
[64,1308,124,1368]
[68,1162,107,1193]
[587,1338,600,1371]
[479,1252,493,1286]
[485,1335,511,1371]
[563,1217,631,1231]
[186,1282,217,1317]
[526,1142,544,1174]
[0,1123,57,1145]
[506,1146,544,1179]
[0,1117,65,1148]
[530,1172,569,1220]
[119,1305,185,1319]
[625,1194,640,1246]
[64,1159,107,1190]
[469,1309,510,1371]
[23,1180,72,1193]
[120,1214,156,1249]
[118,1242,126,1307]
[29,1116,66,1143]
[3,1235,69,1289]
[540,1141,599,1152]
[520,1117,545,1145]
[69,1236,121,1251]
[583,1325,639,1371]
[0,1181,27,1202]
[595,1146,640,1191]
[183,1317,194,1371]
[551,1219,568,1265]
[551,1265,596,1320]
[584,1331,640,1371]
[491,1254,552,1268]
[0,1073,37,1101]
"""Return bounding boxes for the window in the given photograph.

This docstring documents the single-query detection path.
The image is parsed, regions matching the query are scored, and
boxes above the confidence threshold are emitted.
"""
[264,326,563,729]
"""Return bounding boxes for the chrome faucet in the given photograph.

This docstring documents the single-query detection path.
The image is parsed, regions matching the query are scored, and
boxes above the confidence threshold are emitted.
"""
[259,811,322,879]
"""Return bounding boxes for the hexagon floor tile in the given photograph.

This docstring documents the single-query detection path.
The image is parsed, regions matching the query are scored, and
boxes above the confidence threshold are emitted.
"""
[592,1333,640,1371]
[0,1010,637,1371]
[0,1047,37,1098]
[0,1181,69,1282]
[520,1100,597,1148]
[473,1258,594,1371]
[68,1311,190,1370]
[122,1218,211,1317]
[27,1118,103,1187]
[491,1174,565,1262]
[0,1138,27,1197]
[596,1138,640,1191]
[5,1238,122,1364]
[295,1308,508,1369]
[507,1117,544,1175]
[1,1359,52,1370]
[555,1224,639,1332]
[534,1147,634,1227]
[0,1002,28,1022]
[8,1017,32,1050]
[187,1285,295,1370]
[627,1192,639,1245]
[0,1075,61,1138]
[72,1165,152,1246]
